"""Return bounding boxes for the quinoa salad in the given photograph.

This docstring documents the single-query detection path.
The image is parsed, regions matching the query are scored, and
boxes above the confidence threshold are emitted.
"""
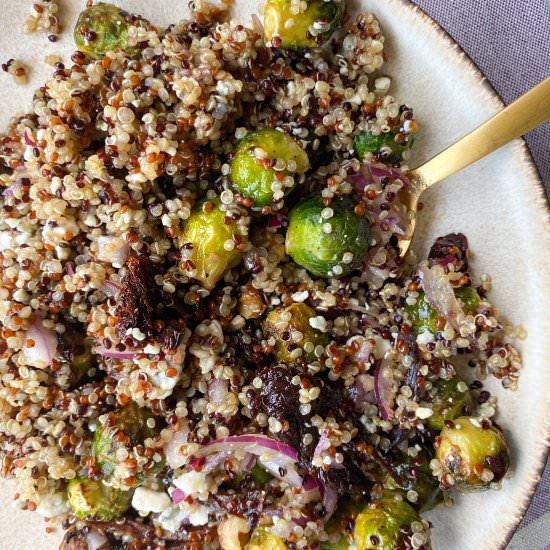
[0,1,523,549]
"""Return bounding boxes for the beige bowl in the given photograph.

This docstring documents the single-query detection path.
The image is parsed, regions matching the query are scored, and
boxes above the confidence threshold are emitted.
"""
[0,1,549,548]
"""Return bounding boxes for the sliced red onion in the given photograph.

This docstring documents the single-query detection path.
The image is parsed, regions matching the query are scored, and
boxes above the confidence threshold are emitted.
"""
[352,373,376,407]
[163,422,190,469]
[200,435,298,460]
[93,346,139,360]
[171,488,186,504]
[322,484,338,518]
[86,528,108,550]
[97,236,129,267]
[196,434,302,488]
[374,354,396,420]
[23,130,37,147]
[257,458,303,488]
[313,430,344,470]
[201,452,232,474]
[207,378,229,405]
[302,475,320,492]
[101,279,122,297]
[240,452,256,471]
[23,318,58,369]
[65,263,75,276]
[251,13,264,34]
[418,265,462,329]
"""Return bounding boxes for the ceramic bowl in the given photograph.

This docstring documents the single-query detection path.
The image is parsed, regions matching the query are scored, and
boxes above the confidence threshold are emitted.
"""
[0,1,548,548]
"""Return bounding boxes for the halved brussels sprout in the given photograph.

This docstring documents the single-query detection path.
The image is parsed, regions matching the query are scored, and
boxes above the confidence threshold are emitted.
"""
[354,131,414,165]
[263,302,328,363]
[67,477,132,521]
[245,527,289,550]
[264,0,345,49]
[435,416,509,491]
[387,451,442,512]
[230,129,309,207]
[426,375,473,432]
[322,500,363,549]
[405,287,480,335]
[93,401,162,480]
[74,3,130,59]
[354,493,427,550]
[286,195,370,278]
[178,198,247,289]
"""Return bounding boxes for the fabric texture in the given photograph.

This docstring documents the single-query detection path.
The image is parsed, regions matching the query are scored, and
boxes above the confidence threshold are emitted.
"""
[410,1,550,546]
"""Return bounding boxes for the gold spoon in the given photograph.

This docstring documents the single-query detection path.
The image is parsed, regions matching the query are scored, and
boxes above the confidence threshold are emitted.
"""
[398,76,550,257]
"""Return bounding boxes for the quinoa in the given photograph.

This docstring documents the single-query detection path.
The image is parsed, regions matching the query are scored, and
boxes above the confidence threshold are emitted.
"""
[0,2,522,549]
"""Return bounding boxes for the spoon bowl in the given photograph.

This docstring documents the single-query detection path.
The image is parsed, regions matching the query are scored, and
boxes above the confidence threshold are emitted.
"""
[398,76,550,257]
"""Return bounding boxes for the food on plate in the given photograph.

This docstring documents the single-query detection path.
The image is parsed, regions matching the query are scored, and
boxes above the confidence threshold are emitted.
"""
[0,1,522,548]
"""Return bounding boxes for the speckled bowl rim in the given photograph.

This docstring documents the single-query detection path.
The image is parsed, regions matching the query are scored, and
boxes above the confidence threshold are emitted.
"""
[388,1,550,547]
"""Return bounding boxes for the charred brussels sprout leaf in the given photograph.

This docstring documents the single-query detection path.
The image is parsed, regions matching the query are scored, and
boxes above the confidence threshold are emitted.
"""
[74,3,130,59]
[245,527,289,549]
[264,0,345,49]
[354,131,414,164]
[405,287,480,335]
[230,129,309,207]
[67,477,131,521]
[263,302,328,362]
[426,375,473,432]
[70,337,96,386]
[436,416,510,491]
[93,401,162,479]
[354,493,425,550]
[454,286,480,312]
[286,195,370,278]
[322,500,364,549]
[178,198,247,289]
[251,463,274,486]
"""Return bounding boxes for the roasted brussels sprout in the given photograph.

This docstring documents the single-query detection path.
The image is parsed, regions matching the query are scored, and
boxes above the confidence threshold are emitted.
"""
[426,375,473,432]
[263,0,345,49]
[263,302,328,362]
[245,527,289,550]
[405,287,480,335]
[435,416,509,491]
[230,129,310,207]
[178,198,247,289]
[93,401,162,479]
[354,493,428,550]
[286,195,370,278]
[354,131,414,164]
[387,451,442,512]
[67,477,132,521]
[74,3,130,59]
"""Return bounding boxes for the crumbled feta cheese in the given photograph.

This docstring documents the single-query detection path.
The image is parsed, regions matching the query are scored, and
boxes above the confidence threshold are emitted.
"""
[131,487,171,514]
[36,491,70,517]
[416,407,433,420]
[309,316,328,332]
[173,470,213,499]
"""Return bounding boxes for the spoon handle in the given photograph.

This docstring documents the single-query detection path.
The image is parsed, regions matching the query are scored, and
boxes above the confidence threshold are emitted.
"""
[412,76,550,188]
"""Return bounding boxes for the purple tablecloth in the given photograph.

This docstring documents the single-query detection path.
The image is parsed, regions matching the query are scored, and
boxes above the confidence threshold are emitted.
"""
[411,1,550,547]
